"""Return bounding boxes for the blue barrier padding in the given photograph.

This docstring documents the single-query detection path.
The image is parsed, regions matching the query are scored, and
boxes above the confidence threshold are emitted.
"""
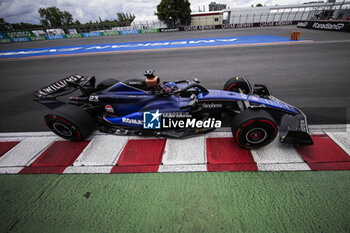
[46,34,66,40]
[82,32,102,37]
[120,30,140,35]
[0,35,306,59]
[0,32,7,39]
[10,37,30,43]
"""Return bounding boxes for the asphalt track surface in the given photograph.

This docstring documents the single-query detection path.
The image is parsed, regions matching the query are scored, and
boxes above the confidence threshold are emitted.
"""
[1,26,350,233]
[0,25,350,132]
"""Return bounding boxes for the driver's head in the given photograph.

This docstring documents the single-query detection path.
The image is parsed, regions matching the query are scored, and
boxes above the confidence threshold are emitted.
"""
[163,82,178,93]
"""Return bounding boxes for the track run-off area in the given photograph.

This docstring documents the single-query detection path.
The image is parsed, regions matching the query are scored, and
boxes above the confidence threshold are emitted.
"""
[0,26,350,232]
[0,35,312,60]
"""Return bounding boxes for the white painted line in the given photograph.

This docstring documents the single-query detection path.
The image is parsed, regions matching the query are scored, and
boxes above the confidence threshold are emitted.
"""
[326,131,350,156]
[63,166,113,174]
[0,137,24,142]
[0,130,105,138]
[0,131,56,138]
[258,163,311,171]
[309,124,348,132]
[251,137,307,164]
[73,135,128,166]
[162,136,206,165]
[309,132,326,136]
[158,164,207,173]
[128,135,165,140]
[0,167,24,174]
[312,39,350,44]
[206,132,232,138]
[0,136,57,166]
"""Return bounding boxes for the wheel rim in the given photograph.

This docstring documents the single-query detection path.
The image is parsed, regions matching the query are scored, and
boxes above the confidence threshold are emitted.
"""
[52,122,73,137]
[245,128,267,144]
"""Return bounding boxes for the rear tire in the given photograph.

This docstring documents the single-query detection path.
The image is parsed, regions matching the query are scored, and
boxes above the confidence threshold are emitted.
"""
[44,104,95,141]
[223,77,252,94]
[231,109,278,149]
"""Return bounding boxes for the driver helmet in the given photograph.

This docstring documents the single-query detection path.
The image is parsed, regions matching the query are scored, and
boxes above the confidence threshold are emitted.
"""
[163,82,178,93]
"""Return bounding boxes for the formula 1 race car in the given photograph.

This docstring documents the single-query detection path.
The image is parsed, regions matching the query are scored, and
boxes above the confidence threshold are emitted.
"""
[33,70,313,149]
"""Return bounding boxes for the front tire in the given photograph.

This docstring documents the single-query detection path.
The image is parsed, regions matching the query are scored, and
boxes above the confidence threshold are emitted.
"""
[231,109,278,149]
[223,77,252,94]
[44,104,95,141]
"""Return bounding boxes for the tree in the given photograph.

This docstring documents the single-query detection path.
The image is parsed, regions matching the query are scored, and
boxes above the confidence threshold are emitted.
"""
[11,22,41,30]
[256,3,263,7]
[0,18,12,31]
[38,6,74,27]
[62,11,73,25]
[156,0,191,28]
[116,13,135,26]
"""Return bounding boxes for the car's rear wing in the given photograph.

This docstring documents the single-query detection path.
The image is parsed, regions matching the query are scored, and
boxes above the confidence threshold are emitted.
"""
[33,74,96,109]
[33,74,85,98]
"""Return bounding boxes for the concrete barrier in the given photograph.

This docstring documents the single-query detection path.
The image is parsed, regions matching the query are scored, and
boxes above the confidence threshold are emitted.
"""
[0,20,301,44]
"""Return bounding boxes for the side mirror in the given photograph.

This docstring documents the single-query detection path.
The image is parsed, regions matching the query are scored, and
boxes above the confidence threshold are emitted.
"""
[253,84,271,97]
[193,78,199,83]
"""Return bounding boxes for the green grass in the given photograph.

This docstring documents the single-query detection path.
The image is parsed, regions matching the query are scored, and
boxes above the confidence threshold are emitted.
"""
[1,171,349,233]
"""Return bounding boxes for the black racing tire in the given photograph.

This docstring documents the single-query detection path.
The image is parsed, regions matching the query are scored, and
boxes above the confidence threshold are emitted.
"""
[96,78,119,91]
[223,77,252,94]
[231,109,278,149]
[44,104,95,141]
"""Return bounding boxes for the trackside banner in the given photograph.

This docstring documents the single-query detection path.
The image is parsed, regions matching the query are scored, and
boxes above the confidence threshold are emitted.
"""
[0,39,11,44]
[0,20,300,43]
[46,34,66,40]
[297,20,350,32]
[30,36,46,41]
[140,28,159,34]
[82,32,102,37]
[101,31,120,36]
[5,30,35,38]
[160,28,180,32]
[65,34,83,39]
[178,21,298,31]
[120,30,140,35]
[11,37,30,43]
